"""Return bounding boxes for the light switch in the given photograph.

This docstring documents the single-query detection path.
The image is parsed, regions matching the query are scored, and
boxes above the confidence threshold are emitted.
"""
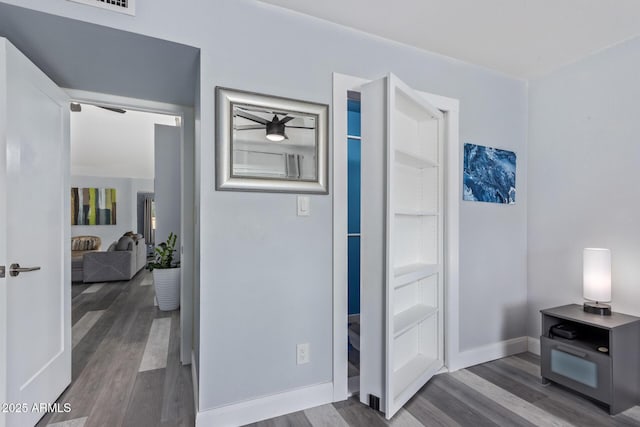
[297,196,310,216]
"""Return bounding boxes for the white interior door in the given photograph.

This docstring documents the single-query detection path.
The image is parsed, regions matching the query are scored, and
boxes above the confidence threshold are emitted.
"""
[360,74,444,419]
[0,38,71,427]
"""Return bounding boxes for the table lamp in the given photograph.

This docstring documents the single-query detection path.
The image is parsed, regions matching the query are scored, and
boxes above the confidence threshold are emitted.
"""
[583,248,612,315]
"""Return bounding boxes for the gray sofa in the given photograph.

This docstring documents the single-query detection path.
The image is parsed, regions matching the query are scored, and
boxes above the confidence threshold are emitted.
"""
[71,236,102,282]
[82,235,147,283]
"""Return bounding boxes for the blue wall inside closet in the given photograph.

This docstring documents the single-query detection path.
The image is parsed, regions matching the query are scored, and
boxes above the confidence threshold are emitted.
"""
[348,99,361,316]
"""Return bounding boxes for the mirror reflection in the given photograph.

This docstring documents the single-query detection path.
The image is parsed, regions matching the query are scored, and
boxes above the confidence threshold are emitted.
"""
[231,104,318,181]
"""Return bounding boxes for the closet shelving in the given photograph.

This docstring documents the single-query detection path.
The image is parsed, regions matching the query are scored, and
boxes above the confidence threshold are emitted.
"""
[361,74,444,418]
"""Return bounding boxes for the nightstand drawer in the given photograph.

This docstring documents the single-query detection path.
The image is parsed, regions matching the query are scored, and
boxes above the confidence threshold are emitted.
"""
[541,336,611,403]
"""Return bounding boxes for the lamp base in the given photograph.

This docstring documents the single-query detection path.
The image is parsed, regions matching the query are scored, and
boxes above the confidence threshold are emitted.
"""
[584,302,611,316]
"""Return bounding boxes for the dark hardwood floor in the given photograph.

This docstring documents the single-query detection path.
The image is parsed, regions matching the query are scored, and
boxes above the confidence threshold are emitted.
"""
[36,271,194,427]
[251,352,640,427]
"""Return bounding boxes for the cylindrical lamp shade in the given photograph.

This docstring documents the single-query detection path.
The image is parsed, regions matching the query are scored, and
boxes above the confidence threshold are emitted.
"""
[583,248,611,302]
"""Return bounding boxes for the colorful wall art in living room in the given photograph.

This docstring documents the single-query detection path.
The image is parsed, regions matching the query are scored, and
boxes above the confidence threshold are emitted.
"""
[71,187,117,225]
[463,143,516,204]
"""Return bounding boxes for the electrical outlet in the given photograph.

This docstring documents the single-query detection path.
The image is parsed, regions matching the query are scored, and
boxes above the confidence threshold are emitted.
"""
[297,343,310,365]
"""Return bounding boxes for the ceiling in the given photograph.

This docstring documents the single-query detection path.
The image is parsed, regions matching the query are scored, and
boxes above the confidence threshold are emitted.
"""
[258,0,640,78]
[71,104,178,179]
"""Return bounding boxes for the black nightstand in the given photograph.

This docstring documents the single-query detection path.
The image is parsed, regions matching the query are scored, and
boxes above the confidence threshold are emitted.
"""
[540,304,640,414]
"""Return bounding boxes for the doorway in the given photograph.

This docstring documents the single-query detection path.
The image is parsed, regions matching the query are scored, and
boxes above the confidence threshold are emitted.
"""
[332,73,462,411]
[347,92,362,394]
[0,5,200,425]
[67,90,196,366]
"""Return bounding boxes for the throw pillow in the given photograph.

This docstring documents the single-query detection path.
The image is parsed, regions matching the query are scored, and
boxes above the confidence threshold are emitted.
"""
[107,242,117,252]
[116,236,133,251]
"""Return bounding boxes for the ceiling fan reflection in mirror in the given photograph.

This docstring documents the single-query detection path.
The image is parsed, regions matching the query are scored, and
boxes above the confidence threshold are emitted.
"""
[233,105,316,142]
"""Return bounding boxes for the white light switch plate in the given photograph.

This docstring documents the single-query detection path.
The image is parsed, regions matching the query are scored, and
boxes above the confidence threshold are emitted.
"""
[297,196,310,216]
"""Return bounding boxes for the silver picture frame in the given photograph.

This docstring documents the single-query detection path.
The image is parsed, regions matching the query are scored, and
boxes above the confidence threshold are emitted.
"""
[215,87,329,193]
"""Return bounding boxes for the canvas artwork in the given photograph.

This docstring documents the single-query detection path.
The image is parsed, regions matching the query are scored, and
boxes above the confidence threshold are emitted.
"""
[71,187,117,225]
[463,143,516,204]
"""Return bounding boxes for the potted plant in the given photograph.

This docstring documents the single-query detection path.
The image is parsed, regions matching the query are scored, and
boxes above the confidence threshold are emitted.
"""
[148,232,180,311]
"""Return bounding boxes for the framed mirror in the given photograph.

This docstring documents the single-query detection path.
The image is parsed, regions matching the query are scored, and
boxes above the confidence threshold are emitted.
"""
[216,87,328,193]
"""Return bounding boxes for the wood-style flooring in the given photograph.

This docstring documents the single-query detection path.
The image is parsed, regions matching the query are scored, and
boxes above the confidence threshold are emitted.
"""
[36,271,194,427]
[251,352,640,427]
[33,271,640,427]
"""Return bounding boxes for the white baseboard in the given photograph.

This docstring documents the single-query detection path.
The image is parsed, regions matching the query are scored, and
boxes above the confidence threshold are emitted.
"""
[449,337,528,371]
[196,382,333,427]
[527,336,540,355]
[191,351,199,415]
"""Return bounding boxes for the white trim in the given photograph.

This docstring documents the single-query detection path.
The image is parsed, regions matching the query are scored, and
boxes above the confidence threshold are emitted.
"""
[332,73,368,403]
[195,382,333,427]
[65,89,190,115]
[332,73,461,400]
[191,351,199,416]
[65,88,195,365]
[527,336,541,355]
[449,337,529,371]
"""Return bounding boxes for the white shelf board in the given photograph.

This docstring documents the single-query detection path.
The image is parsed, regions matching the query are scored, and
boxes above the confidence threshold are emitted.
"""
[394,263,439,288]
[394,305,437,338]
[395,149,438,169]
[395,210,438,217]
[393,354,438,399]
[393,356,442,404]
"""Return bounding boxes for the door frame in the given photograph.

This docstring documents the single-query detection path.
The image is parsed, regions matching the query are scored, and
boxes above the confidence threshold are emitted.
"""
[65,89,196,365]
[332,73,460,401]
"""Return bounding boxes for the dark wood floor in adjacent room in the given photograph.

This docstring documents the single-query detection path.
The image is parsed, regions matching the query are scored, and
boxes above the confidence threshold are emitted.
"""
[36,271,194,427]
[251,352,640,427]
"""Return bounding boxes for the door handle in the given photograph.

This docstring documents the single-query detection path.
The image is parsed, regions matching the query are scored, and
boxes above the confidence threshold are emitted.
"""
[556,345,587,359]
[9,263,41,277]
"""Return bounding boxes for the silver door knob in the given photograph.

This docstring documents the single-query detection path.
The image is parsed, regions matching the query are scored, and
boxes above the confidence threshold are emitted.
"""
[9,263,41,277]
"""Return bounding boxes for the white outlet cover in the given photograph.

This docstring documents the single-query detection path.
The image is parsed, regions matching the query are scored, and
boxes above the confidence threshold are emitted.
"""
[297,343,310,364]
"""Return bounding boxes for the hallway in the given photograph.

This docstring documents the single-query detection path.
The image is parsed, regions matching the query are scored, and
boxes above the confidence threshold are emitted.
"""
[37,272,194,427]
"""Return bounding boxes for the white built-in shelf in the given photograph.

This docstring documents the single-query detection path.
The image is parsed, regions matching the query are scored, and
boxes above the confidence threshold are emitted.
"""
[395,210,438,217]
[394,263,439,288]
[394,305,437,338]
[393,354,436,398]
[395,149,437,169]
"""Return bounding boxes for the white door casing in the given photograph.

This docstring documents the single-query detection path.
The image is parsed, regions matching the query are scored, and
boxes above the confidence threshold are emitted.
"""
[0,38,71,427]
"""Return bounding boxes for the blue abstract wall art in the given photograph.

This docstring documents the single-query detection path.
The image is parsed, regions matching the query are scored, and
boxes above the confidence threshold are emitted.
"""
[463,143,516,204]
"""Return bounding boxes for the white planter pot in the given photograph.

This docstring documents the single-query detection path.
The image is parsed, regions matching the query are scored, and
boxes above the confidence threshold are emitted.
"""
[152,268,180,311]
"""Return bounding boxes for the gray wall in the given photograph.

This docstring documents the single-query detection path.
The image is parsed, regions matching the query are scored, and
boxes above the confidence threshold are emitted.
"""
[71,175,153,246]
[154,124,181,258]
[528,36,640,337]
[0,0,528,412]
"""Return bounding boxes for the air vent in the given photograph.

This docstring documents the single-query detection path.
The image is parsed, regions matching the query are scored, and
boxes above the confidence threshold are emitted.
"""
[67,0,136,15]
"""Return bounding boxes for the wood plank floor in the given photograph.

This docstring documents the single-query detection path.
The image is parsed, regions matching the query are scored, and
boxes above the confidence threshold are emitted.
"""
[35,271,640,427]
[251,352,640,427]
[36,271,194,427]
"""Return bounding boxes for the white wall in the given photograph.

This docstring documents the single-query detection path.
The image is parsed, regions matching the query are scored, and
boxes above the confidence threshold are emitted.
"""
[528,36,640,337]
[71,103,177,179]
[154,124,181,257]
[0,0,528,415]
[71,175,153,246]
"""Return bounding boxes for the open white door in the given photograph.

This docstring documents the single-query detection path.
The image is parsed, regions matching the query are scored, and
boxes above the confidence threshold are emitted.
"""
[0,38,71,427]
[360,74,444,419]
